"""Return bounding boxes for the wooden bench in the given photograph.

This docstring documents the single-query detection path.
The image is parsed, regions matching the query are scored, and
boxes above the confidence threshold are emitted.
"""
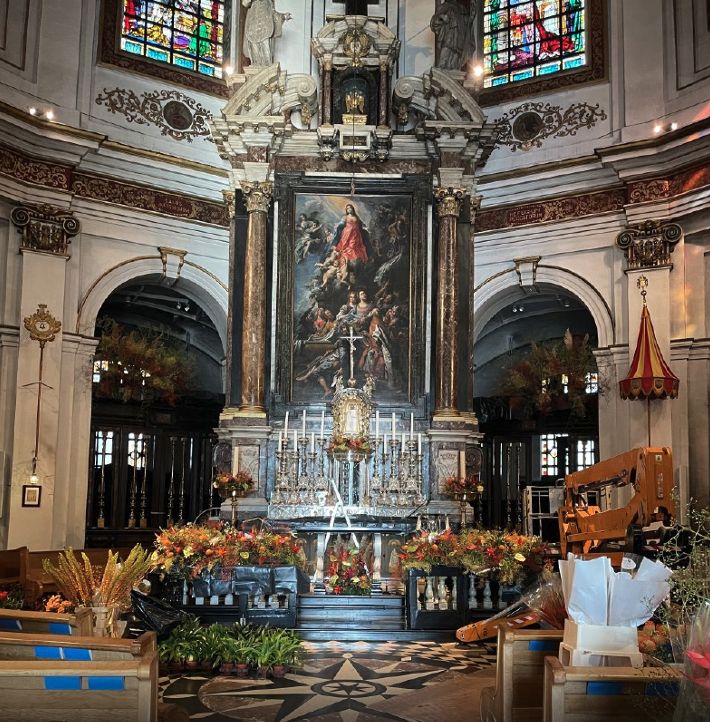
[0,607,94,636]
[26,547,137,603]
[0,629,157,661]
[542,656,679,722]
[0,653,158,722]
[480,627,564,722]
[0,546,29,587]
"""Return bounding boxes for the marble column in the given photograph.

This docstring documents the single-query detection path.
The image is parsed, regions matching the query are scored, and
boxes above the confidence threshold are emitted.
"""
[433,187,466,418]
[222,190,237,406]
[239,181,272,416]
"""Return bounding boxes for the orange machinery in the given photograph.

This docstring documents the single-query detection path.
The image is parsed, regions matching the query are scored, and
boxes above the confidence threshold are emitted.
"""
[558,447,675,560]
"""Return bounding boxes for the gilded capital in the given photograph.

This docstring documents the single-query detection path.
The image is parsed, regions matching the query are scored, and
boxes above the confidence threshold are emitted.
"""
[615,219,682,271]
[434,187,466,218]
[241,181,273,214]
[222,190,236,219]
[11,203,79,256]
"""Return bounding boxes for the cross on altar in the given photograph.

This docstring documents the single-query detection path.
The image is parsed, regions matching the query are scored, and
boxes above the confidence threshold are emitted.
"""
[342,325,363,384]
[331,0,380,16]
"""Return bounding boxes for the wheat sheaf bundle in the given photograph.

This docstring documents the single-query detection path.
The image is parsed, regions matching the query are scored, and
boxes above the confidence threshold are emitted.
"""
[42,545,154,607]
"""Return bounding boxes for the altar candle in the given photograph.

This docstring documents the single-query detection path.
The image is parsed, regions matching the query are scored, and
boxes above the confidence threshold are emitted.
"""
[383,433,388,448]
[402,433,406,450]
[320,410,325,440]
[302,410,307,435]
[418,433,422,455]
[392,413,396,433]
[310,432,315,453]
[278,431,283,450]
[284,411,289,435]
[410,413,414,439]
[375,410,380,438]
[459,449,466,478]
[233,446,239,474]
[293,429,298,450]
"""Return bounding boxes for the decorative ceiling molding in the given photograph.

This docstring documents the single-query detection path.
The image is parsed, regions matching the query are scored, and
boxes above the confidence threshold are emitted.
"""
[494,101,608,152]
[95,88,213,142]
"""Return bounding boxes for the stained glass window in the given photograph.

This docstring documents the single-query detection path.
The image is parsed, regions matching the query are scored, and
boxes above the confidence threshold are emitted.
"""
[121,0,224,78]
[483,0,586,88]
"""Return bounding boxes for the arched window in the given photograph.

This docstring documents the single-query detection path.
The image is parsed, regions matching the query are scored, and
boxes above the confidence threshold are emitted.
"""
[480,0,604,106]
[121,0,225,78]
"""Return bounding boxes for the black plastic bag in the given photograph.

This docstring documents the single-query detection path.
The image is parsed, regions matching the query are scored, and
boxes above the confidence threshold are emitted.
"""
[130,590,185,639]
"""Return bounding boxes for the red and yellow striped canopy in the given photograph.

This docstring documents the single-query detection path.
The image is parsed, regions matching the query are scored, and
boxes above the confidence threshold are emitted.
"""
[619,305,679,400]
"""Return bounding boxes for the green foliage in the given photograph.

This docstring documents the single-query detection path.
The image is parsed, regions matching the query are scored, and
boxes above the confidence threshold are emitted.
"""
[94,317,196,406]
[497,330,599,418]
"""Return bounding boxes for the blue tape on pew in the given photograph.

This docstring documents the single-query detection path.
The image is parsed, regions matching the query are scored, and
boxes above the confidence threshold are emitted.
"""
[34,646,63,659]
[587,682,624,695]
[528,640,559,651]
[44,676,81,690]
[0,619,22,630]
[49,622,72,635]
[88,677,125,690]
[63,648,92,661]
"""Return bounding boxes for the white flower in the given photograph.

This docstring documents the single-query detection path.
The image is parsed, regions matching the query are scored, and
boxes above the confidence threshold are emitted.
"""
[514,552,526,562]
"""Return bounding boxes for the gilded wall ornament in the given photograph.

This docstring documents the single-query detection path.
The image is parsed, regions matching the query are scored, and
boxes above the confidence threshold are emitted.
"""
[95,88,212,142]
[242,181,273,213]
[342,27,371,67]
[615,220,683,271]
[495,101,607,152]
[11,204,80,255]
[434,187,466,218]
[24,304,62,349]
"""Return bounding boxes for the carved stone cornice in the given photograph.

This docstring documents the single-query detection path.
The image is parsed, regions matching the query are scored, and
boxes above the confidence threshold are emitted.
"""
[615,220,683,271]
[242,181,273,214]
[11,204,79,256]
[434,187,466,218]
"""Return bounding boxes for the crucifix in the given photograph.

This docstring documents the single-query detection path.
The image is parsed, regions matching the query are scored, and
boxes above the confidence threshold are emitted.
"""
[331,0,380,16]
[341,325,363,386]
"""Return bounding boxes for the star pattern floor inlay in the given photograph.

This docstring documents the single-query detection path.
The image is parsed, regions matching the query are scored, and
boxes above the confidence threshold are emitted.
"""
[160,640,496,722]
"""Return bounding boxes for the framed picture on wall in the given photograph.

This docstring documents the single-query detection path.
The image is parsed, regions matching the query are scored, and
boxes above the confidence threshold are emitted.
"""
[22,485,41,507]
[274,174,431,410]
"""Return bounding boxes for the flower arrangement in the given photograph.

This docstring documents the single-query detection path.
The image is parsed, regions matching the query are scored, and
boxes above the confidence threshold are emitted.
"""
[152,523,304,578]
[398,530,463,573]
[327,543,371,595]
[638,620,673,662]
[0,584,24,609]
[213,470,254,496]
[443,474,484,498]
[328,434,371,454]
[41,545,154,608]
[44,593,73,614]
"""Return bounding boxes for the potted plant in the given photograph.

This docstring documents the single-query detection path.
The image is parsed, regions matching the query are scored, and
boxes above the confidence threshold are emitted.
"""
[269,628,303,677]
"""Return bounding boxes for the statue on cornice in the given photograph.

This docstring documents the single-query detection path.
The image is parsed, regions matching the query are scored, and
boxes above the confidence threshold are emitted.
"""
[242,0,292,67]
[430,0,476,71]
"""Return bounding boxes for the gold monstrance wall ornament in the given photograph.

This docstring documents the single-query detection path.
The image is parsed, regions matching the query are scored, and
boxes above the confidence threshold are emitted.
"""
[23,304,62,485]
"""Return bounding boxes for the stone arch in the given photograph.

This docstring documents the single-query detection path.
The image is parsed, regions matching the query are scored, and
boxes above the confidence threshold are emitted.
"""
[75,255,228,352]
[473,264,615,349]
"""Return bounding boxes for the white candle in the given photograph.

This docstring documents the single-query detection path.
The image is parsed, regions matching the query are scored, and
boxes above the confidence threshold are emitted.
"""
[278,431,283,450]
[310,432,315,453]
[320,410,325,440]
[302,410,307,435]
[459,449,466,478]
[402,432,406,450]
[410,413,414,439]
[375,410,380,438]
[233,446,239,474]
[418,433,422,455]
[293,429,298,450]
[284,411,289,435]
[392,413,396,433]
[383,433,388,448]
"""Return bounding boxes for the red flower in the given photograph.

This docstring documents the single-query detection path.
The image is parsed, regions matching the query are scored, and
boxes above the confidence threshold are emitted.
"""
[0,592,7,602]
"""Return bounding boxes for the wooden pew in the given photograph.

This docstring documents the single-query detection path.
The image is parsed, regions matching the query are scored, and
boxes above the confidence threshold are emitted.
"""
[480,627,564,722]
[0,653,158,722]
[0,546,29,587]
[0,629,156,661]
[25,547,137,603]
[0,607,94,636]
[542,656,679,722]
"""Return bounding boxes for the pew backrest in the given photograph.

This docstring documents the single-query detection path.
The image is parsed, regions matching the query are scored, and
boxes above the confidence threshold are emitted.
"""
[0,607,94,636]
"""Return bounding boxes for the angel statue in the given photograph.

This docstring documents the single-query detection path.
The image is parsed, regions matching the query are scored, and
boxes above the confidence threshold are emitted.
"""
[242,0,292,67]
[345,88,365,115]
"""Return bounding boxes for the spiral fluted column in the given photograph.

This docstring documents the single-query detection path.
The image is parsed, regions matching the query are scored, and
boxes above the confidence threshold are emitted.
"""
[433,187,466,418]
[239,181,272,415]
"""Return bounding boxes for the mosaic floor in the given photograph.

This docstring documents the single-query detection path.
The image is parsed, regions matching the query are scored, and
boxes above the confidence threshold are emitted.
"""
[160,640,497,722]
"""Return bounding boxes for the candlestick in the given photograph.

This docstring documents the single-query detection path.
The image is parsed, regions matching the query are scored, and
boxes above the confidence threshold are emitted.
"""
[375,410,379,438]
[310,432,315,453]
[320,410,325,439]
[302,410,306,435]
[284,411,289,435]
